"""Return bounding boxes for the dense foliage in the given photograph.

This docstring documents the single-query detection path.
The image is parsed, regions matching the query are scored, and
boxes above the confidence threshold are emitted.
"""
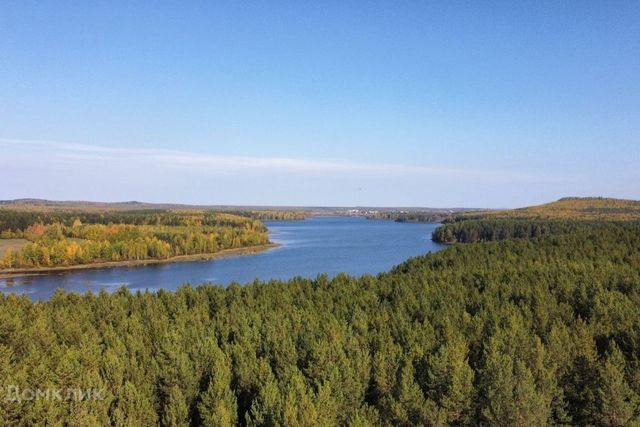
[362,209,484,224]
[367,212,455,223]
[0,209,298,233]
[230,211,308,221]
[0,211,270,269]
[1,222,639,425]
[431,219,629,244]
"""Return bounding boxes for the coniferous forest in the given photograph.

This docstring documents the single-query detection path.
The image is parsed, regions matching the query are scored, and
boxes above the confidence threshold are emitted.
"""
[1,210,639,425]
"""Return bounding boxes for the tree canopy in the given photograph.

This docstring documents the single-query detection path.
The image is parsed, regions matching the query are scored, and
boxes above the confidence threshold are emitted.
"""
[1,219,639,425]
[0,210,271,269]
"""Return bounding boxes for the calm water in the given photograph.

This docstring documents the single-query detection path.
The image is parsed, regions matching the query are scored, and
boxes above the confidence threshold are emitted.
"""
[0,216,444,300]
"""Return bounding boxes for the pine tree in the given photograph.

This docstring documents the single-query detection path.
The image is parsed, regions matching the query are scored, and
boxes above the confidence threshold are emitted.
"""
[425,333,474,425]
[480,339,550,427]
[162,386,189,427]
[197,346,237,427]
[597,343,639,426]
[109,381,158,426]
[390,357,428,425]
[563,321,599,426]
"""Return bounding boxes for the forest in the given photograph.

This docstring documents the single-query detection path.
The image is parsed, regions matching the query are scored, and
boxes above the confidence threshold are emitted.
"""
[0,210,271,270]
[366,212,455,224]
[433,197,640,244]
[0,208,304,232]
[1,215,639,425]
[431,218,625,244]
[363,208,483,224]
[230,211,308,222]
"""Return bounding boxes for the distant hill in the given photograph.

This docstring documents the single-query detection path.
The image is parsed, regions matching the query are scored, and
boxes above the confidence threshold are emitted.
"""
[0,199,311,212]
[457,197,640,221]
[0,198,481,215]
[6,197,637,221]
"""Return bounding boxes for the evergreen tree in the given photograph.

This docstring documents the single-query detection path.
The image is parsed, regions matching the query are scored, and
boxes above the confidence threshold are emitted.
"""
[162,386,189,427]
[424,333,474,425]
[480,339,550,426]
[197,344,237,426]
[597,343,639,426]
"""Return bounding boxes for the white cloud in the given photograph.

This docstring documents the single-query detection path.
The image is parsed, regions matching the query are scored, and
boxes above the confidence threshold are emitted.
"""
[0,137,557,183]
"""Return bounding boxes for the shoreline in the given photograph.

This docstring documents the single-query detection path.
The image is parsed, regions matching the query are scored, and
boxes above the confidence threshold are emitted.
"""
[0,243,281,279]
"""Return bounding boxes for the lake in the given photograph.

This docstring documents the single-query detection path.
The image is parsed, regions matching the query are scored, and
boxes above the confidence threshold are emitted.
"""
[0,216,445,300]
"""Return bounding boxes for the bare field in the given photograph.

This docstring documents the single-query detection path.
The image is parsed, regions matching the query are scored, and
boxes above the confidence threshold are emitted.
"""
[0,239,29,258]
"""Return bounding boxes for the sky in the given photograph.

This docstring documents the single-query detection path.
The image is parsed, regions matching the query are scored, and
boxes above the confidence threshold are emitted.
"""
[1,1,638,208]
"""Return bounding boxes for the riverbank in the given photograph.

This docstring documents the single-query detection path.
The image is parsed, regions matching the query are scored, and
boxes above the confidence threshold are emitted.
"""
[0,242,281,278]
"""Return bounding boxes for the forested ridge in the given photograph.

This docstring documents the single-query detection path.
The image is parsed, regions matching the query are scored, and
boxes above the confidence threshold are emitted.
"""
[454,197,640,222]
[433,197,640,244]
[0,209,303,232]
[0,200,311,220]
[1,220,639,425]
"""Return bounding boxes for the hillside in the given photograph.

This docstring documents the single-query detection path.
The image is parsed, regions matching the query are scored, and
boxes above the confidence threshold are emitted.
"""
[0,199,311,213]
[434,197,640,244]
[458,197,640,221]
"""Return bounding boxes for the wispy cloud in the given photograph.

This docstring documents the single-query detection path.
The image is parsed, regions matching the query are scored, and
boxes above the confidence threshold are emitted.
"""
[0,137,556,183]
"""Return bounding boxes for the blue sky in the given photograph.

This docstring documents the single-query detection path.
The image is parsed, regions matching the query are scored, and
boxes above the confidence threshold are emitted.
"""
[1,2,638,207]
